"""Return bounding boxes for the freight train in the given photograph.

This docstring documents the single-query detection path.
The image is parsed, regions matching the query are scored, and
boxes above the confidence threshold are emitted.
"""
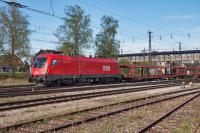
[29,52,200,86]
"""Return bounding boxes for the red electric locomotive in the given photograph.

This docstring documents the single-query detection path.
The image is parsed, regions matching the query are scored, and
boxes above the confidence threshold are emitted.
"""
[29,54,121,85]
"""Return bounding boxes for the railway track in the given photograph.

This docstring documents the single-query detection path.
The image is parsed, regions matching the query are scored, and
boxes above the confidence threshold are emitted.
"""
[0,78,197,97]
[137,93,200,133]
[0,84,177,112]
[2,87,200,133]
[0,80,176,97]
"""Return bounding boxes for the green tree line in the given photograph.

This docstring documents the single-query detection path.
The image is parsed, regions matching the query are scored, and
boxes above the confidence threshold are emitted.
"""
[55,5,120,58]
[0,4,121,76]
[0,5,30,77]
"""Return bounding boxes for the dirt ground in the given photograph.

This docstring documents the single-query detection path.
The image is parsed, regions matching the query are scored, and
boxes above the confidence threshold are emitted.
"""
[0,78,32,86]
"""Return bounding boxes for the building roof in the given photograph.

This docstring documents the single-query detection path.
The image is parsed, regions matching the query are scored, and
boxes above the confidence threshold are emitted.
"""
[0,54,23,66]
[118,50,200,57]
[35,49,63,57]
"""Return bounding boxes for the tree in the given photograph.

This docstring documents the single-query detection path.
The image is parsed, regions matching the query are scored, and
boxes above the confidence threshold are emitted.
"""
[119,58,131,75]
[0,41,4,55]
[57,42,74,55]
[55,5,92,56]
[0,6,31,76]
[95,16,120,58]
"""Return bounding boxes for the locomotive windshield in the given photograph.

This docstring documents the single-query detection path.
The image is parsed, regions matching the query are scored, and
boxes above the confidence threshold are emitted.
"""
[33,58,47,68]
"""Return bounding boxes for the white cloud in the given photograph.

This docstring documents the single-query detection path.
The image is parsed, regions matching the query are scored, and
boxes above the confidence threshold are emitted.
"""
[162,14,196,20]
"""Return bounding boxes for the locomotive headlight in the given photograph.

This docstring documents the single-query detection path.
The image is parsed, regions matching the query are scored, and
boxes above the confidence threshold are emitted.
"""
[42,69,46,74]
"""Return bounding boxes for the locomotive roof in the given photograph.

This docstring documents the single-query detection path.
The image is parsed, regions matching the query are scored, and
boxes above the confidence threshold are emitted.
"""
[35,50,63,57]
[37,54,117,63]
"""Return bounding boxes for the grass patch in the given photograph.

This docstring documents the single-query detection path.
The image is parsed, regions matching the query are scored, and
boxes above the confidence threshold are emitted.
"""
[0,129,7,133]
[0,72,28,80]
[127,113,143,121]
[172,121,192,133]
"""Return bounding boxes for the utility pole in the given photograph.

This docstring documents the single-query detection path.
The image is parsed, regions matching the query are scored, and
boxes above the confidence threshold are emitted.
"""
[143,48,146,63]
[148,31,152,64]
[176,42,182,65]
[176,42,182,51]
[179,42,181,51]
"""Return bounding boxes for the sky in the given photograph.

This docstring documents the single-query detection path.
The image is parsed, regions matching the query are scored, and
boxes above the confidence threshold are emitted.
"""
[0,0,200,55]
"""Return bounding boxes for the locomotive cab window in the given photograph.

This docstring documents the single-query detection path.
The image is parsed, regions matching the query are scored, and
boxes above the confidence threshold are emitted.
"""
[33,58,47,68]
[51,60,57,66]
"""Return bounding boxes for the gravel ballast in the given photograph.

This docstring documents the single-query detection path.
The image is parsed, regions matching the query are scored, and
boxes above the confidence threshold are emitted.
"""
[0,85,186,128]
[62,94,199,133]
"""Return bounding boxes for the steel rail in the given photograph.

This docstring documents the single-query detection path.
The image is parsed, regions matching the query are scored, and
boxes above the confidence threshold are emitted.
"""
[0,84,177,112]
[38,90,200,133]
[137,93,200,133]
[2,88,200,132]
[0,79,182,97]
[0,78,197,97]
[194,124,200,133]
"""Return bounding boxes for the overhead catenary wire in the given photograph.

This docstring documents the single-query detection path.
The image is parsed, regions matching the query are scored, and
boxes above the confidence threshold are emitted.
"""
[0,0,62,19]
[77,0,200,45]
[31,30,54,36]
[0,0,199,53]
[49,0,54,15]
[0,0,148,43]
[31,38,61,45]
[78,0,200,43]
[155,22,200,39]
[76,0,169,33]
[0,0,188,45]
[1,0,199,42]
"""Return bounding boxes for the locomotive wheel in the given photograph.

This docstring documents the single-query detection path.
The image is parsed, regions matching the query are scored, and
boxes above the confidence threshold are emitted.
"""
[100,78,106,84]
[43,82,51,87]
[114,78,121,83]
[57,79,63,86]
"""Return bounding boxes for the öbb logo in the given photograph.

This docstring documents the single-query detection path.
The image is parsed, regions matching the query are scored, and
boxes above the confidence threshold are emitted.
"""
[102,65,110,71]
